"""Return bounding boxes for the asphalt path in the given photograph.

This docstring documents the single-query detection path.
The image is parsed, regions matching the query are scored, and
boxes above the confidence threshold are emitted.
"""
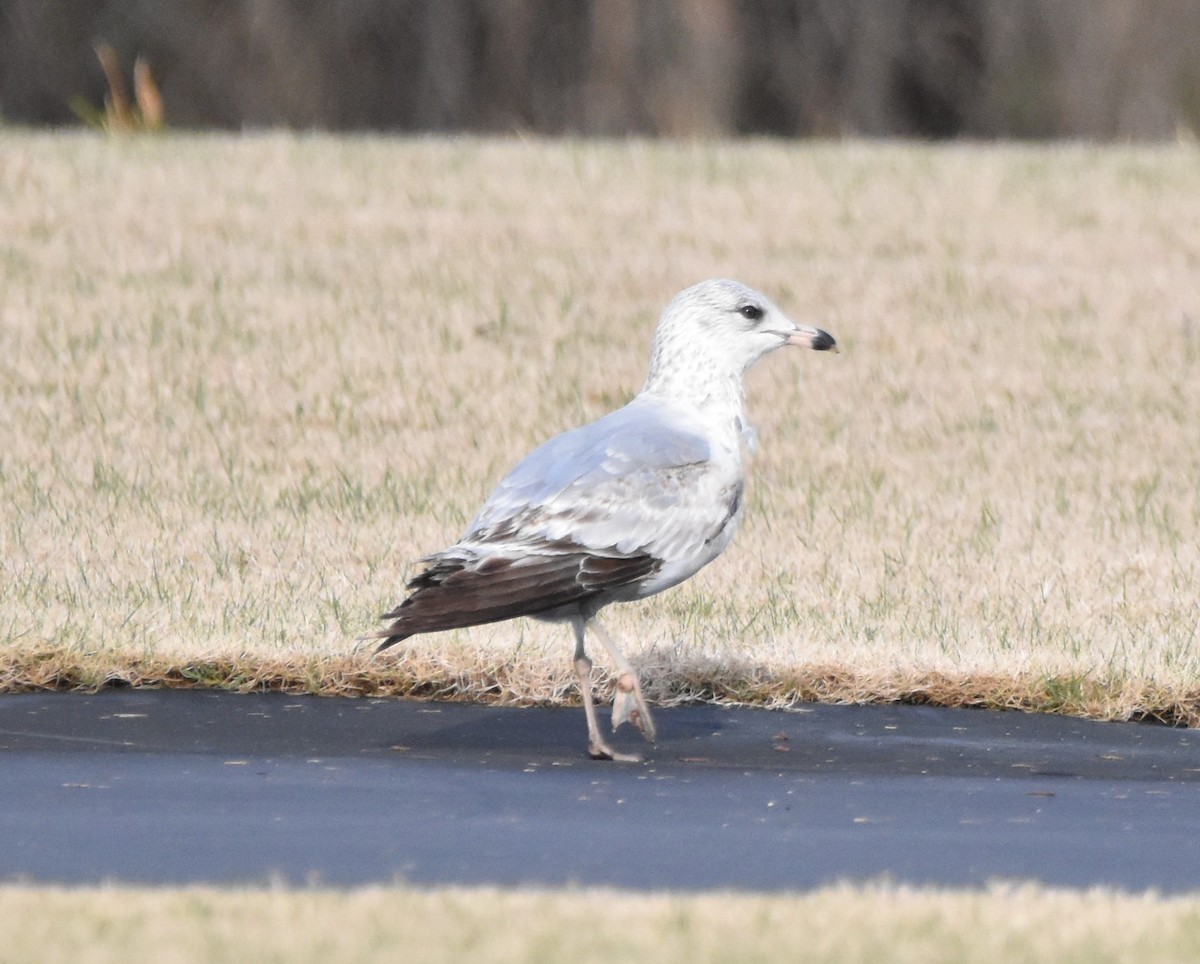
[2,690,1199,892]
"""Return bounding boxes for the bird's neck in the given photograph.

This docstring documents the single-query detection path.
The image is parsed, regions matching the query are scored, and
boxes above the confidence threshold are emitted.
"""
[639,331,755,434]
[640,365,748,424]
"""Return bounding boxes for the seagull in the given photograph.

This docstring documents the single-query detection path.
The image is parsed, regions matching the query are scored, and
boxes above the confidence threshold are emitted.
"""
[371,279,837,761]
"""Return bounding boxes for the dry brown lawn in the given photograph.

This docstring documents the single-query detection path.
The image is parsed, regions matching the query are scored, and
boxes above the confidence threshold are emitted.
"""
[1,132,1198,722]
[3,882,1200,964]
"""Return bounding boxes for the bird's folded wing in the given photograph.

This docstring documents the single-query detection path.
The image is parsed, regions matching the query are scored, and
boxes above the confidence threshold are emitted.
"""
[375,397,741,649]
[467,396,726,557]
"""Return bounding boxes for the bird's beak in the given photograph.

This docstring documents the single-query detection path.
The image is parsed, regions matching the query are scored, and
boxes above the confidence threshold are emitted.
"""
[785,324,839,353]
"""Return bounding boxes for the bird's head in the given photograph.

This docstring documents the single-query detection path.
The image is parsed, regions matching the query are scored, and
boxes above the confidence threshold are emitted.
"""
[644,279,837,401]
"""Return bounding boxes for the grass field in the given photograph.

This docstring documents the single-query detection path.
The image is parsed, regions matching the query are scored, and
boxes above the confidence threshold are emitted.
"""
[3,882,1200,964]
[1,131,1198,723]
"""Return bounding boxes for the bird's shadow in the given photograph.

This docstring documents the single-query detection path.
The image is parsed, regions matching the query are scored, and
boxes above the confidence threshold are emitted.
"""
[366,701,730,764]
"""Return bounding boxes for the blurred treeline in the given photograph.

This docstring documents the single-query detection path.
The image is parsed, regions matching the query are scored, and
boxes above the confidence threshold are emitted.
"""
[2,0,1198,138]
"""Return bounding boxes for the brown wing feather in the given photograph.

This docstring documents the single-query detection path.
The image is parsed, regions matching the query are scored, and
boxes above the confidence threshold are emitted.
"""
[373,547,659,651]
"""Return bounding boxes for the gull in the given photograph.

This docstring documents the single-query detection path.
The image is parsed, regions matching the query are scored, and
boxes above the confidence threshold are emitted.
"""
[371,279,837,761]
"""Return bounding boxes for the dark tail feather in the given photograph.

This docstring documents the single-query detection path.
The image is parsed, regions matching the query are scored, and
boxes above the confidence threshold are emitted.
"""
[373,626,413,653]
[370,554,589,650]
[369,548,660,654]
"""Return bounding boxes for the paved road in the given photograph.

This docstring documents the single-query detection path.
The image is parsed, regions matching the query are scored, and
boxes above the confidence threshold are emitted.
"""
[2,690,1199,892]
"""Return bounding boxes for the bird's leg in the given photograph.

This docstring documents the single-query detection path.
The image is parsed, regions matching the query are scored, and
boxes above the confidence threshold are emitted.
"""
[572,619,641,762]
[588,618,657,743]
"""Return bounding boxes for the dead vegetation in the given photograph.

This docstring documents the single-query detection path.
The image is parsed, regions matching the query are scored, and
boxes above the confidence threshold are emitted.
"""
[68,41,164,132]
[1,133,1198,725]
[3,642,1197,727]
[5,881,1200,964]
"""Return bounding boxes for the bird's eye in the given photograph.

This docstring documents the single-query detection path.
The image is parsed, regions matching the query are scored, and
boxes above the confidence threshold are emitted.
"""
[738,304,764,321]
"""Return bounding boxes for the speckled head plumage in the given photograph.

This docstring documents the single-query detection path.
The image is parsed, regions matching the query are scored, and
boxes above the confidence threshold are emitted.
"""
[641,279,837,406]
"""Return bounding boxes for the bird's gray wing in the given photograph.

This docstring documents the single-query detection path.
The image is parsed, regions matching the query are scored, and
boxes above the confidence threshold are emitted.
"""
[464,395,723,558]
[374,397,741,647]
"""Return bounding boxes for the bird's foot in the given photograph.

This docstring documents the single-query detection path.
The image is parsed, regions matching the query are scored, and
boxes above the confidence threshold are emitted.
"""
[587,736,642,763]
[611,672,657,743]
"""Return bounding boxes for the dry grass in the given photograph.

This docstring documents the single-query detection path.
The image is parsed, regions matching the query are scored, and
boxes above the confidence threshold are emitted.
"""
[2,882,1200,964]
[1,132,1198,722]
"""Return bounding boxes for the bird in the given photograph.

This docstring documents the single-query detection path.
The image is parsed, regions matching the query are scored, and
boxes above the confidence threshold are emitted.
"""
[371,279,837,761]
